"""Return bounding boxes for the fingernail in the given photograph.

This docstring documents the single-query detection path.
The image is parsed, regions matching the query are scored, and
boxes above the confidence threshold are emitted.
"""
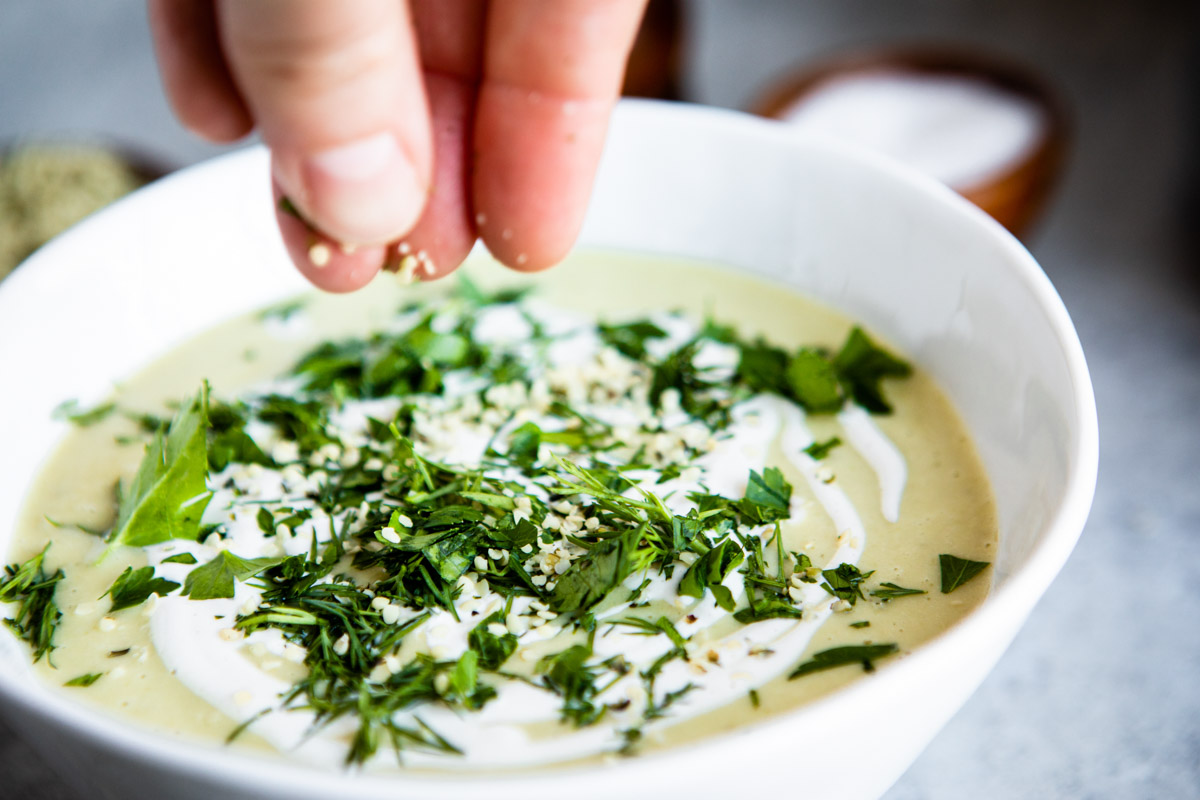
[302,132,424,244]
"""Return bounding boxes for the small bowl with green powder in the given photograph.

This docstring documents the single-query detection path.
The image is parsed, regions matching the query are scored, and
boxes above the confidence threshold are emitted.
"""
[0,142,163,280]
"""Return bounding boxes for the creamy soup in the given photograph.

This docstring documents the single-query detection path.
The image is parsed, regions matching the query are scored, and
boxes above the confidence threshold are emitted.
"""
[3,252,995,771]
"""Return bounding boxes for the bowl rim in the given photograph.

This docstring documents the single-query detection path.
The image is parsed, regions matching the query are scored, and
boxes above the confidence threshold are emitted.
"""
[0,99,1098,795]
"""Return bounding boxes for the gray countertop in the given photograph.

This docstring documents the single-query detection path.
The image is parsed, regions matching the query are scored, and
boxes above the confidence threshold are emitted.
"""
[2,1,1197,797]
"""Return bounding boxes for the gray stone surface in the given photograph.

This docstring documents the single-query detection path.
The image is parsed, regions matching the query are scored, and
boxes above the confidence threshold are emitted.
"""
[2,1,1197,797]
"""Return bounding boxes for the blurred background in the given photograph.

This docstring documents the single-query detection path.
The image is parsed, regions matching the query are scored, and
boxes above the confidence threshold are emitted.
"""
[2,0,1198,797]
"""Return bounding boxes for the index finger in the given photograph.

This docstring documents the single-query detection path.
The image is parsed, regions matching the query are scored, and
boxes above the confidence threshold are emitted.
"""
[472,0,647,271]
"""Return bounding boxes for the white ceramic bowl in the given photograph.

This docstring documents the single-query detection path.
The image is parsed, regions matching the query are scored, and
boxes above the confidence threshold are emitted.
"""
[0,101,1097,800]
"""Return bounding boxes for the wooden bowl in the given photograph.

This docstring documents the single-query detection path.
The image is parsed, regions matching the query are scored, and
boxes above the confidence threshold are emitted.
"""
[752,46,1070,239]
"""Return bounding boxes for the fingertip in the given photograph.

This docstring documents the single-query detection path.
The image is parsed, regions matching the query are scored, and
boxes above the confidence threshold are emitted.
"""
[473,88,610,275]
[477,223,565,273]
[393,73,479,281]
[294,131,430,245]
[275,196,386,293]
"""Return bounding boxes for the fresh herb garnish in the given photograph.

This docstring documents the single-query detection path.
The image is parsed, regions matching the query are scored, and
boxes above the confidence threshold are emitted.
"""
[833,327,912,414]
[938,554,990,594]
[108,385,212,549]
[803,437,842,460]
[870,581,927,599]
[789,643,899,678]
[0,546,63,662]
[597,320,668,360]
[52,399,117,427]
[64,672,104,687]
[103,566,180,612]
[33,286,928,766]
[182,552,284,600]
[820,563,874,607]
[258,298,306,322]
[678,540,744,612]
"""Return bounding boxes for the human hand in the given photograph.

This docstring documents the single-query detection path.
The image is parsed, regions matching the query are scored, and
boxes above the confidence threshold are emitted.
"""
[148,0,647,291]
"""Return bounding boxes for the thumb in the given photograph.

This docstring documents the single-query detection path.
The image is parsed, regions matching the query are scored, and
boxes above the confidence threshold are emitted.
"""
[217,0,432,245]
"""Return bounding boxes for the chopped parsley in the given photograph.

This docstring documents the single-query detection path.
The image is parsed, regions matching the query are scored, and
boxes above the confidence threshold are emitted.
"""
[938,554,990,594]
[870,581,927,599]
[103,566,180,612]
[789,643,899,678]
[820,563,874,607]
[803,437,842,460]
[0,546,63,662]
[52,399,117,427]
[64,672,104,687]
[28,285,936,763]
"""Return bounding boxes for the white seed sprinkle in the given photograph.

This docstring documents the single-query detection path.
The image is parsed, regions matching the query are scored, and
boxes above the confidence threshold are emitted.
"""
[307,242,331,268]
[332,634,350,656]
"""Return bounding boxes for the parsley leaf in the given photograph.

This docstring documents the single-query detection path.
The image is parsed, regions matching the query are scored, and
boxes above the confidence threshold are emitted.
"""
[536,644,609,727]
[820,563,874,607]
[506,422,542,467]
[467,613,518,670]
[597,320,668,360]
[789,643,899,678]
[785,349,843,412]
[108,385,212,548]
[678,539,744,611]
[938,554,990,594]
[737,467,793,524]
[833,327,912,414]
[103,566,180,612]
[182,552,285,600]
[549,532,636,616]
[803,437,842,460]
[207,399,272,472]
[161,552,198,565]
[735,340,790,396]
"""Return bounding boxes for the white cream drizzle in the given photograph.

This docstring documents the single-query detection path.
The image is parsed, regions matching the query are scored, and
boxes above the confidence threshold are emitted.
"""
[146,308,908,769]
